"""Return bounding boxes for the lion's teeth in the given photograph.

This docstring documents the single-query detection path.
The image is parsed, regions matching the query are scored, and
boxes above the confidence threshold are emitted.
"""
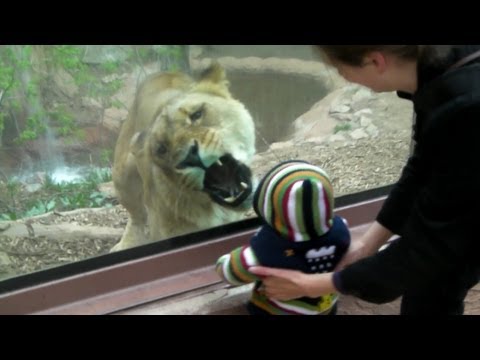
[216,159,223,166]
[240,182,248,189]
[224,197,236,203]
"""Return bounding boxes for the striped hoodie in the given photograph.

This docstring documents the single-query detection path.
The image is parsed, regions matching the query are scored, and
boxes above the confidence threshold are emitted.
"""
[216,160,350,315]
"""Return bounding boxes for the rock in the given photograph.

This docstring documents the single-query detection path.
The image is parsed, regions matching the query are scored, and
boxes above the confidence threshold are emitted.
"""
[25,184,42,193]
[269,140,294,150]
[360,116,373,127]
[352,87,372,103]
[291,87,350,142]
[366,124,380,137]
[0,223,11,232]
[331,113,354,122]
[353,108,373,117]
[0,251,12,265]
[53,68,79,97]
[103,108,128,132]
[330,104,350,114]
[81,97,103,109]
[1,222,123,242]
[349,128,369,140]
[328,134,347,143]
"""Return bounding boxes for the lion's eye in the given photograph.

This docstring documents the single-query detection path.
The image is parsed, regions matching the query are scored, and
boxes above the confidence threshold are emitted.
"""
[189,109,203,122]
[156,142,167,156]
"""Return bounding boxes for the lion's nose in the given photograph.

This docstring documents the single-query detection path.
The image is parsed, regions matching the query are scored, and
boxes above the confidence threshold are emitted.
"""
[176,140,207,170]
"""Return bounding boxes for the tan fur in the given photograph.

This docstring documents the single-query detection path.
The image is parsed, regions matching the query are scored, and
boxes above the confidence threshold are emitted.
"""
[111,63,255,252]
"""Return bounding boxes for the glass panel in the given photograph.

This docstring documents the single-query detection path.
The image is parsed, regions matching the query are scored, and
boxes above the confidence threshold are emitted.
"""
[0,45,412,282]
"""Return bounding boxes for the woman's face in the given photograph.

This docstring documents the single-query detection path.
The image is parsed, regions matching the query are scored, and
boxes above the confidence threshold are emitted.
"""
[325,52,394,93]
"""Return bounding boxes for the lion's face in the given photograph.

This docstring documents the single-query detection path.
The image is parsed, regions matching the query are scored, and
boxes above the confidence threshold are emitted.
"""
[134,79,256,208]
[111,62,257,250]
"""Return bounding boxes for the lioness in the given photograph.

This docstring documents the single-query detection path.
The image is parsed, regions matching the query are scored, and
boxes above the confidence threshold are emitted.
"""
[110,62,256,252]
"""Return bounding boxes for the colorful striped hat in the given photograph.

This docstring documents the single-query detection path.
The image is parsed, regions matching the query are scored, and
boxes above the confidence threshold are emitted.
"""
[253,160,334,242]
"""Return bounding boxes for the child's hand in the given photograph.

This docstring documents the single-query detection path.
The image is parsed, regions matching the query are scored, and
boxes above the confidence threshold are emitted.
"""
[215,254,230,280]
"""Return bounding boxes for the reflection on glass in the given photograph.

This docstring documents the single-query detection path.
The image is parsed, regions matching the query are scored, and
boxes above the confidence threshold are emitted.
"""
[0,45,412,282]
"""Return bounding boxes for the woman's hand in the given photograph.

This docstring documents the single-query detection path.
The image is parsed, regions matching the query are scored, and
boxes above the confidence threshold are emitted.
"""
[249,267,334,301]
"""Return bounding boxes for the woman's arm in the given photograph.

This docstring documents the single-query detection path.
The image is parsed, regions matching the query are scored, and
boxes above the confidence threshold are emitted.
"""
[335,221,393,271]
[334,104,480,303]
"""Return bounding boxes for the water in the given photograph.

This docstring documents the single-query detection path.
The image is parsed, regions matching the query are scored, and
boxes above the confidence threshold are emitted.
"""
[50,166,84,184]
[14,166,111,186]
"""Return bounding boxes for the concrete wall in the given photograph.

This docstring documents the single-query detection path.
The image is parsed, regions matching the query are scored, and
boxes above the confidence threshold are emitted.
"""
[190,46,336,152]
[191,45,319,61]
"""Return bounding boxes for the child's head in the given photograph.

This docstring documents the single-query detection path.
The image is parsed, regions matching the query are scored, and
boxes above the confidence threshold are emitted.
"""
[253,161,334,242]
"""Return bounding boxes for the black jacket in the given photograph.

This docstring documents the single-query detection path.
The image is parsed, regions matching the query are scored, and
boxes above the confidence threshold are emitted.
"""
[335,45,480,303]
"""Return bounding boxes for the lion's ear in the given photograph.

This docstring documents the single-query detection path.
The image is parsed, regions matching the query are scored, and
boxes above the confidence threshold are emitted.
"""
[199,61,227,84]
[196,61,231,98]
[130,131,146,156]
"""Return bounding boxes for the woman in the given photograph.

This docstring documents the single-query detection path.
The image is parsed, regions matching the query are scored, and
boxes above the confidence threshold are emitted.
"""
[250,45,480,315]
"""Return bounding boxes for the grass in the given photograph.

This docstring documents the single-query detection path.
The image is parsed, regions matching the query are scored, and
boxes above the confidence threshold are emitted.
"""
[334,122,352,134]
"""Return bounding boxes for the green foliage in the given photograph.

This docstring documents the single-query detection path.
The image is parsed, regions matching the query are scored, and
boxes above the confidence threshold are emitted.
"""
[136,47,151,62]
[0,178,21,220]
[50,105,75,136]
[334,122,353,134]
[0,212,16,221]
[154,45,185,71]
[111,98,126,110]
[99,149,113,167]
[0,45,187,220]
[0,47,19,140]
[6,178,21,198]
[0,62,14,90]
[14,46,32,71]
[0,45,187,143]
[17,112,48,142]
[0,45,46,143]
[49,45,122,105]
[50,45,84,72]
[40,168,112,213]
[84,167,112,183]
[101,60,120,73]
[74,128,86,141]
[0,113,5,136]
[23,199,56,218]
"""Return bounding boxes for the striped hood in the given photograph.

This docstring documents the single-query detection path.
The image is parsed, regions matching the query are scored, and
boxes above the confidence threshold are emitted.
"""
[253,161,334,242]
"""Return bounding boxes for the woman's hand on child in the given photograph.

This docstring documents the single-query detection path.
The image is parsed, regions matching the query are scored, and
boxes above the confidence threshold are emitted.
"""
[249,267,334,300]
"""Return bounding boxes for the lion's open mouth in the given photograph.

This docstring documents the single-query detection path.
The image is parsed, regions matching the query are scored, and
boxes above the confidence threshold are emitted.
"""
[203,154,252,208]
[175,142,252,208]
